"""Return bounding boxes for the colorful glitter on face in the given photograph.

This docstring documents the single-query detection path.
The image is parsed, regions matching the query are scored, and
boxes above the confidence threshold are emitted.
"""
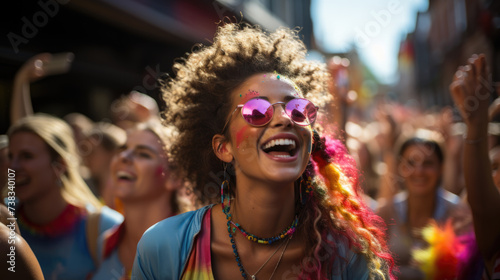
[263,72,303,98]
[241,90,260,100]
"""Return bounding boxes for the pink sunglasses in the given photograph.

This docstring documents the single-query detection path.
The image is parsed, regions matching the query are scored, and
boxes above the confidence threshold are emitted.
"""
[221,98,318,133]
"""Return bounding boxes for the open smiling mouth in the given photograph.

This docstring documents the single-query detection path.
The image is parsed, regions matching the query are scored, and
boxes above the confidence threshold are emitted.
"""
[261,138,298,158]
[116,171,136,182]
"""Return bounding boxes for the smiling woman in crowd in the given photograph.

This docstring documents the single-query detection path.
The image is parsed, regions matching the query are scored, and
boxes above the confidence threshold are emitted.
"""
[91,119,188,279]
[132,23,394,280]
[7,114,123,279]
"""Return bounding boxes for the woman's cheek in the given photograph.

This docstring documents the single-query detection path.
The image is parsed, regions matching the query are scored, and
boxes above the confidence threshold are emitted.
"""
[299,127,313,155]
[235,126,249,149]
[154,165,164,178]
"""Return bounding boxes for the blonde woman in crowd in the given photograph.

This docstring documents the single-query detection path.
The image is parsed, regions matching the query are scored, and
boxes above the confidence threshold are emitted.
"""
[7,114,123,279]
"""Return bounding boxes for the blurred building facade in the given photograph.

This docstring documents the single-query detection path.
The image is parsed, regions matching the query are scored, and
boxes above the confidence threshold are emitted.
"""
[1,0,313,133]
[396,0,499,110]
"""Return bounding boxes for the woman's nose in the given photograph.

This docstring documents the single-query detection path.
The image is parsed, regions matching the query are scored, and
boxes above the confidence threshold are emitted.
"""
[118,149,133,162]
[270,104,293,127]
[412,163,425,174]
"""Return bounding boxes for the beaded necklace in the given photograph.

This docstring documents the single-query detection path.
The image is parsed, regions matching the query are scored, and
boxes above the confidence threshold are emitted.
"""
[230,217,298,245]
[222,200,298,279]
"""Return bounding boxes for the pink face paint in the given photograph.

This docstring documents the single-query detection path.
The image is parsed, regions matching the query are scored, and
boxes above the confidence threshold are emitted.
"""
[244,90,259,98]
[235,126,249,149]
[239,90,260,103]
[155,166,164,177]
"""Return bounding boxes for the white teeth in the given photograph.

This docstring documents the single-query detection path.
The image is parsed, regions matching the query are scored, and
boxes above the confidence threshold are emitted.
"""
[275,154,291,158]
[117,171,134,180]
[263,138,296,150]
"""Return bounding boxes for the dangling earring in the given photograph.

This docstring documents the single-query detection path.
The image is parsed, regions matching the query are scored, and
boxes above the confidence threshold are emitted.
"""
[221,163,231,211]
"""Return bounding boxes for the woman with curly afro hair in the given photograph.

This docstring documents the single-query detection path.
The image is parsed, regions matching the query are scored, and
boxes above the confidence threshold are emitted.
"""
[132,22,395,280]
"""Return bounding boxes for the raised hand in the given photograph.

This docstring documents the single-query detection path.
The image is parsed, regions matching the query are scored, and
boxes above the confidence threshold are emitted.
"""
[15,53,53,83]
[449,54,500,276]
[449,54,492,130]
[11,52,74,123]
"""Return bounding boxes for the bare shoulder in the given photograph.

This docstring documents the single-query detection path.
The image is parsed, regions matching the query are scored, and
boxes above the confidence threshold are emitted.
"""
[0,222,44,279]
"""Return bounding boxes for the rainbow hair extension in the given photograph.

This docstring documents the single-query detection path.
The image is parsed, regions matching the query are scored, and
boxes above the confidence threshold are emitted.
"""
[307,132,395,280]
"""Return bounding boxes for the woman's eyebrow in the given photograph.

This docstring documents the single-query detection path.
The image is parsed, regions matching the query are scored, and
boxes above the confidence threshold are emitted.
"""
[283,95,296,102]
[238,90,262,103]
[135,145,159,154]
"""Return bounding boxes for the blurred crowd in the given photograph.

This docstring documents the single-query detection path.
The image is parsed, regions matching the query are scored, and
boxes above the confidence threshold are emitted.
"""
[0,48,499,280]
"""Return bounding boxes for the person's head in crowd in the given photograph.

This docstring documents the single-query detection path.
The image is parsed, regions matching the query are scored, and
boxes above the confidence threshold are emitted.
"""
[8,114,101,209]
[110,119,188,213]
[397,129,445,196]
[110,91,160,130]
[63,112,94,148]
[82,122,126,197]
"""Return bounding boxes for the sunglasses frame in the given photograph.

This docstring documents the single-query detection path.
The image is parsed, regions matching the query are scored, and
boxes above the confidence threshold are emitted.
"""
[221,98,318,133]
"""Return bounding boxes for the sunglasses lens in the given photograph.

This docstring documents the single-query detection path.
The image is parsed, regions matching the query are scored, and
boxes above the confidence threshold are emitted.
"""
[286,99,317,125]
[241,99,273,126]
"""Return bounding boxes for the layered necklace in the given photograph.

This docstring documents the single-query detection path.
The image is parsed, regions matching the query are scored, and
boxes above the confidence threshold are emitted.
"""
[222,200,298,279]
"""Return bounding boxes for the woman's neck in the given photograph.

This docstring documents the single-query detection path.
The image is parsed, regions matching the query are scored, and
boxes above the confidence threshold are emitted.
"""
[22,187,68,225]
[122,198,174,239]
[119,194,175,271]
[407,192,436,229]
[230,177,297,242]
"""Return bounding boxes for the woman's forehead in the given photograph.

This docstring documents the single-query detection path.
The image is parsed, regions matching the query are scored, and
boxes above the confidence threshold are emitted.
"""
[401,143,439,159]
[232,73,302,103]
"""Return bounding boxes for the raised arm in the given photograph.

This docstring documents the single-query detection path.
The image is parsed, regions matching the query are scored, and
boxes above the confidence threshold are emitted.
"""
[11,52,73,124]
[449,54,500,272]
[375,107,401,204]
